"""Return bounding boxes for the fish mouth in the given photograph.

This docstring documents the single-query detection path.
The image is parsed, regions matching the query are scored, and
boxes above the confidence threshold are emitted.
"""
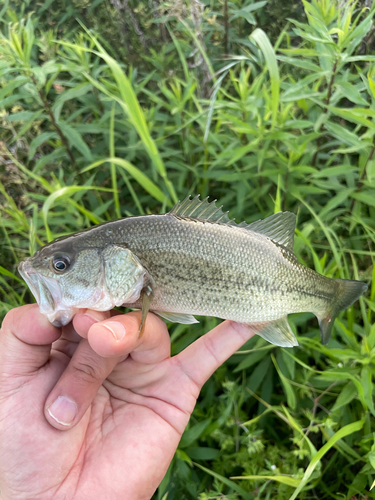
[18,260,72,327]
[18,260,45,306]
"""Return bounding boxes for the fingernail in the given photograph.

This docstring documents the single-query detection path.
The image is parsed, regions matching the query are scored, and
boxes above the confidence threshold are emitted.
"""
[47,396,77,426]
[102,321,126,342]
[83,310,105,323]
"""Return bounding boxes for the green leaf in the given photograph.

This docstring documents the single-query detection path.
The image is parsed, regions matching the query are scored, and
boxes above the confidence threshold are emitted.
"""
[250,28,280,129]
[327,106,375,129]
[232,474,300,487]
[234,349,270,372]
[6,111,42,122]
[331,382,357,411]
[311,165,357,178]
[288,419,364,500]
[0,266,23,282]
[179,418,211,448]
[277,55,321,72]
[71,29,176,204]
[0,75,29,100]
[58,121,93,161]
[42,186,112,241]
[28,132,58,160]
[361,366,375,415]
[185,447,221,460]
[247,357,272,393]
[351,191,375,208]
[325,121,365,148]
[272,354,296,409]
[82,158,167,203]
[319,188,356,218]
[52,83,92,120]
[368,70,375,99]
[193,462,253,500]
[335,81,368,106]
[281,348,295,379]
[33,148,66,173]
[281,89,321,102]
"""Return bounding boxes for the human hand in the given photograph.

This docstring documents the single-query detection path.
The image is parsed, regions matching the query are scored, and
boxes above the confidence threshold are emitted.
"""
[0,305,255,500]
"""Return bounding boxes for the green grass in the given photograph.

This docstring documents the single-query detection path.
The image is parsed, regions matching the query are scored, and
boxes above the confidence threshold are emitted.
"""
[1,0,375,498]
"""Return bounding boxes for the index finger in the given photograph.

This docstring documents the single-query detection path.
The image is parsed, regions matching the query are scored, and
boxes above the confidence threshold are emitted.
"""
[85,311,171,364]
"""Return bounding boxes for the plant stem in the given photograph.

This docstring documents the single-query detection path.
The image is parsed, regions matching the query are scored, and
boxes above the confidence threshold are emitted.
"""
[92,86,104,114]
[312,58,338,166]
[349,141,375,211]
[358,143,375,190]
[30,75,76,166]
[224,0,229,54]
[323,59,338,113]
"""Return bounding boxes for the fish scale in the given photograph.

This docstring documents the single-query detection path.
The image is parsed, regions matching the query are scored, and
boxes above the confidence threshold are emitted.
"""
[18,196,368,347]
[116,215,333,322]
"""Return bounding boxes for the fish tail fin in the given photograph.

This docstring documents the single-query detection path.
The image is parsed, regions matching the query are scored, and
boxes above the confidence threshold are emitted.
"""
[317,279,367,344]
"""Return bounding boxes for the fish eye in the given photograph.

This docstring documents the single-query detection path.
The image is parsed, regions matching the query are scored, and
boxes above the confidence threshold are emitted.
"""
[52,256,70,273]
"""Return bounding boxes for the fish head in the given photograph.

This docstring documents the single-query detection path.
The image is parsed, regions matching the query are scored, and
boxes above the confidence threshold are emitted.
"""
[18,238,147,327]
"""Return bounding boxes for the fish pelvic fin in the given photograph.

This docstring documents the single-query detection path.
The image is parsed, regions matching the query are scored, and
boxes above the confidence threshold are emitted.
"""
[317,279,368,345]
[247,316,299,348]
[138,285,154,338]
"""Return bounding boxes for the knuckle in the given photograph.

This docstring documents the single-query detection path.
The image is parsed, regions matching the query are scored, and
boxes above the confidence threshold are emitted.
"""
[203,334,221,365]
[171,355,201,391]
[72,355,104,384]
[1,305,36,336]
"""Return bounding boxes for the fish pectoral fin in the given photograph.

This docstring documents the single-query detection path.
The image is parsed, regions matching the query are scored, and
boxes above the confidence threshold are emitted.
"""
[156,311,199,324]
[138,285,154,338]
[248,317,299,347]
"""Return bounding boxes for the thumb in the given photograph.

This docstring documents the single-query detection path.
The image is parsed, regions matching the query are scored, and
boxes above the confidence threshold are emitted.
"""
[0,304,61,377]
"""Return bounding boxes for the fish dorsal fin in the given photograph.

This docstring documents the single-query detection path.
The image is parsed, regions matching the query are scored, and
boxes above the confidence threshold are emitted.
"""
[169,196,296,251]
[169,195,236,224]
[247,212,296,251]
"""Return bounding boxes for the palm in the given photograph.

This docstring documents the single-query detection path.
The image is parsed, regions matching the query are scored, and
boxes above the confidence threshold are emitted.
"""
[0,305,254,500]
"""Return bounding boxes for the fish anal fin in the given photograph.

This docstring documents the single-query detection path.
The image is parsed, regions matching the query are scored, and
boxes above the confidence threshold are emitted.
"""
[247,316,299,347]
[156,311,199,324]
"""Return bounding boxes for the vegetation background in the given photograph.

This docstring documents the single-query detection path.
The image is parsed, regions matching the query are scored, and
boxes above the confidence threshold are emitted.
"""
[1,0,375,498]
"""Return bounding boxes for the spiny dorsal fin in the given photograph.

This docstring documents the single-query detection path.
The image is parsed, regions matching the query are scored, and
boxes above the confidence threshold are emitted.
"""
[247,211,296,251]
[169,195,296,251]
[169,195,236,224]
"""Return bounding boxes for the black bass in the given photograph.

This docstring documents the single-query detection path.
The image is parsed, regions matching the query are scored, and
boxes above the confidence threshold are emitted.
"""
[18,196,367,347]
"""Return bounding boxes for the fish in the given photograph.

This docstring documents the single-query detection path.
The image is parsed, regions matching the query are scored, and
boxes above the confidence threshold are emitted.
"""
[18,195,368,347]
